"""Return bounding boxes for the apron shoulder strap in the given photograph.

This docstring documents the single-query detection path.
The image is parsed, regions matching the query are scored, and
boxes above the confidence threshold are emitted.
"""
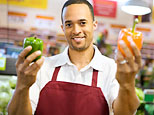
[51,66,61,81]
[91,69,98,87]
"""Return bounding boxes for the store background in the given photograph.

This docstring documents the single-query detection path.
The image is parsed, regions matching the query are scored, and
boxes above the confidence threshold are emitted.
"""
[0,0,154,114]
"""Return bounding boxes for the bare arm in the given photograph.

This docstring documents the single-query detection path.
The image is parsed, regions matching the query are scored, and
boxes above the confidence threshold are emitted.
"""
[113,83,140,115]
[7,46,44,115]
[7,87,32,115]
[114,40,141,115]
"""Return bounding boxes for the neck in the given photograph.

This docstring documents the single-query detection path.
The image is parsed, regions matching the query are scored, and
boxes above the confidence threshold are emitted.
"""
[68,44,94,70]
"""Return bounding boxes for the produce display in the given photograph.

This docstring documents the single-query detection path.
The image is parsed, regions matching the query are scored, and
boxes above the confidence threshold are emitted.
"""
[23,36,43,62]
[135,87,145,115]
[0,76,17,115]
[117,18,143,56]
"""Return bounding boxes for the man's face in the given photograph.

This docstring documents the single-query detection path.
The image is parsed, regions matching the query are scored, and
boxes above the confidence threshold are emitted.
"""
[61,4,97,51]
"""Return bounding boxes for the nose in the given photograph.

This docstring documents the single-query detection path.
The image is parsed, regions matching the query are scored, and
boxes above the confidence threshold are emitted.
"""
[72,24,82,35]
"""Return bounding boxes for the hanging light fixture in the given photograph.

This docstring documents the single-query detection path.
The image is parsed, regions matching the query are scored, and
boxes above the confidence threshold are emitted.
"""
[121,0,151,15]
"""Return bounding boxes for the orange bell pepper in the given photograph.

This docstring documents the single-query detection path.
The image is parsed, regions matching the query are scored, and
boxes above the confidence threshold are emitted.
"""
[117,18,143,56]
[117,28,143,56]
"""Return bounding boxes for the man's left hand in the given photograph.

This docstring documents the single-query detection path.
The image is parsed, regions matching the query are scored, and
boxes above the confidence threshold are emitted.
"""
[115,40,142,87]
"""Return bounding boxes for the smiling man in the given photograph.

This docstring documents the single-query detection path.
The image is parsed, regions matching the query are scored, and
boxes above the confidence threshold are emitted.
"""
[7,0,141,115]
[62,3,96,52]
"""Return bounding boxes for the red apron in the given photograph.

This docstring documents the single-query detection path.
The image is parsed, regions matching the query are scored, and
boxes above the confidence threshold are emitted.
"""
[35,66,109,115]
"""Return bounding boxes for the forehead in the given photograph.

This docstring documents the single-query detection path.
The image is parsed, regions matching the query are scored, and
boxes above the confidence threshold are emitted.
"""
[62,4,92,22]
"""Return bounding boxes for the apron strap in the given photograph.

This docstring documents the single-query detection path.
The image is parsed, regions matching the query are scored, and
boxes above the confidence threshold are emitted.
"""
[51,67,98,87]
[91,69,98,87]
[51,66,61,81]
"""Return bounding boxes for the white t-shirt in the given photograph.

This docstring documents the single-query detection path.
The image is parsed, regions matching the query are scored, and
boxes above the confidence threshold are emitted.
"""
[29,45,119,115]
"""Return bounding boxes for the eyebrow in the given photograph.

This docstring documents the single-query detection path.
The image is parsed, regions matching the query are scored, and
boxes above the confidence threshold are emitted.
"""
[79,19,87,22]
[65,20,72,24]
[65,19,87,24]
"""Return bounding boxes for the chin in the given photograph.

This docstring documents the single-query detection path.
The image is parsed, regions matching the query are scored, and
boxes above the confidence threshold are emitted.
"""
[72,45,89,51]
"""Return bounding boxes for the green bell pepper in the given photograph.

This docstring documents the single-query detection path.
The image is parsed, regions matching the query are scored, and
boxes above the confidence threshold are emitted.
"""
[23,37,43,62]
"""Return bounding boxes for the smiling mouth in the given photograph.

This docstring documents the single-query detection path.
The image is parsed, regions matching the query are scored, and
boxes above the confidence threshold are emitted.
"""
[74,37,84,41]
[72,36,85,42]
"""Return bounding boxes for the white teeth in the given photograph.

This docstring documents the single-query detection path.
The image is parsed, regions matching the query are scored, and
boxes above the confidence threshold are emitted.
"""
[74,38,84,41]
[74,38,82,40]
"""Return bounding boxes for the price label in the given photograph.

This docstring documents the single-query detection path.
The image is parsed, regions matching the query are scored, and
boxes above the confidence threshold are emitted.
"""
[35,15,55,29]
[8,11,27,24]
[0,57,6,71]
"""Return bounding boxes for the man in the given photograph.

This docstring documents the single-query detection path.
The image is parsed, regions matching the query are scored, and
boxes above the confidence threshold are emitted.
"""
[7,0,141,115]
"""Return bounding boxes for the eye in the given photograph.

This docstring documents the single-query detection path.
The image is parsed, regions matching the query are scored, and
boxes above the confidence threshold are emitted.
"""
[65,23,72,28]
[80,21,86,26]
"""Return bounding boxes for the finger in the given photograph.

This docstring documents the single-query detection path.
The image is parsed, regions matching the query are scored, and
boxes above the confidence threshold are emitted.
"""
[115,49,124,62]
[115,49,126,65]
[25,56,45,75]
[16,46,32,67]
[116,50,130,71]
[116,52,130,73]
[119,40,135,68]
[21,50,42,70]
[130,41,142,68]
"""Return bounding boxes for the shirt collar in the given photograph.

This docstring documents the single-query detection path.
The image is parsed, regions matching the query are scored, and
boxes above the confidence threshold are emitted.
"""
[54,45,108,71]
[89,45,106,71]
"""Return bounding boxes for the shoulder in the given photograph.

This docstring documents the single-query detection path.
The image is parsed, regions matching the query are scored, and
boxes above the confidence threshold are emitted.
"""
[97,52,117,68]
[43,53,64,69]
[36,53,64,86]
[102,55,116,65]
[45,53,62,64]
[101,55,117,72]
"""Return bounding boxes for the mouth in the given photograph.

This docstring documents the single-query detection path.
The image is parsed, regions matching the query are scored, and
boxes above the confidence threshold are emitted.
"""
[72,37,85,42]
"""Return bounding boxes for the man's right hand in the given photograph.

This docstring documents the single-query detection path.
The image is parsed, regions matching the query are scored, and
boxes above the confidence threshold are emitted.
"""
[15,46,44,90]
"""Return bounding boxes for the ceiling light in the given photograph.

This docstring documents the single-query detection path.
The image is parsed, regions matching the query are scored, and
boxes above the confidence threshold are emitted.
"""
[121,0,151,15]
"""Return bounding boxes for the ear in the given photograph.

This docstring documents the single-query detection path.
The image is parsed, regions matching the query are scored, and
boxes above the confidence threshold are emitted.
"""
[61,25,64,32]
[93,20,98,31]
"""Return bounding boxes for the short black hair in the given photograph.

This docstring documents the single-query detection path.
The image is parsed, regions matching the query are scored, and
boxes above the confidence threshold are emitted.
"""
[61,0,95,23]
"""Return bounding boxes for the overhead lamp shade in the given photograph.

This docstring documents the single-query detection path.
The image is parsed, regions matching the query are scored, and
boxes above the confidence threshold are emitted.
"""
[121,0,151,15]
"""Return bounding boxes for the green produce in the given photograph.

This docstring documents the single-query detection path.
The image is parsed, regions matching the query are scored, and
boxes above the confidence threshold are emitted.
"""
[145,104,154,115]
[0,83,13,115]
[0,92,11,114]
[0,76,17,114]
[9,76,17,89]
[136,87,144,103]
[0,84,11,95]
[23,37,43,62]
[135,87,145,115]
